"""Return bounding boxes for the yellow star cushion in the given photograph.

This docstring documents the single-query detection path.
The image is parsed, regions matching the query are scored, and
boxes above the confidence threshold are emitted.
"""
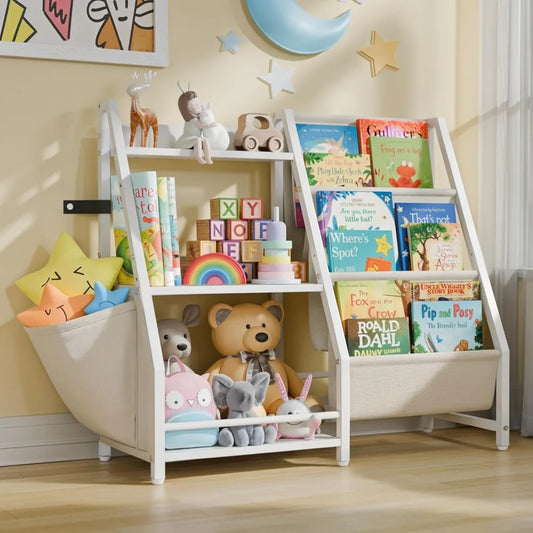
[17,283,94,327]
[15,232,123,304]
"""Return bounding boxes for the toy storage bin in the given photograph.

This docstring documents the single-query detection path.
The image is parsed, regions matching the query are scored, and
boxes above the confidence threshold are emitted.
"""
[24,301,138,448]
[349,350,500,420]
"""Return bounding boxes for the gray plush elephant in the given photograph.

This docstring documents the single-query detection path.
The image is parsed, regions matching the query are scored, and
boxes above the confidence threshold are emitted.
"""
[212,372,277,447]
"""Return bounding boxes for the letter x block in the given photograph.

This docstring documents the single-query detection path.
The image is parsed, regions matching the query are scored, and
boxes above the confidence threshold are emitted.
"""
[210,197,239,220]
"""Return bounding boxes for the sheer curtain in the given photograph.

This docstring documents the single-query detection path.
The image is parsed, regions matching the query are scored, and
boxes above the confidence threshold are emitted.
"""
[480,0,533,432]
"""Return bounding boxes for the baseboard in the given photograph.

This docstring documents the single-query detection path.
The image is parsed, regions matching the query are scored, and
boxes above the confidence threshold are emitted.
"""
[0,413,99,466]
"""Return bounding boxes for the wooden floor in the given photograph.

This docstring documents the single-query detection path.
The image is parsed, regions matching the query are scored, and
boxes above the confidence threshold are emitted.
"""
[1,428,533,532]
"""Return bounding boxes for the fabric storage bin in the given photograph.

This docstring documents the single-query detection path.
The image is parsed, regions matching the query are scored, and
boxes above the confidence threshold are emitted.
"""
[25,301,138,448]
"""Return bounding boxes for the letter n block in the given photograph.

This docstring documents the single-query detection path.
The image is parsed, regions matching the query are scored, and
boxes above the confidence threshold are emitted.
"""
[250,219,271,240]
[240,198,263,220]
[216,240,241,262]
[226,219,249,240]
[241,240,263,262]
[210,197,239,220]
[196,219,225,241]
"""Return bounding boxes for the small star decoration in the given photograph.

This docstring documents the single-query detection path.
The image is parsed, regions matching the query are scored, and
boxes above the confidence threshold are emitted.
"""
[359,30,399,77]
[258,59,295,99]
[218,30,243,54]
[375,234,393,256]
[84,281,129,315]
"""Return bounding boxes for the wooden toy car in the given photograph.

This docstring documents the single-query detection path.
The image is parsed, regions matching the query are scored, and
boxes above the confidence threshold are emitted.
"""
[234,113,284,152]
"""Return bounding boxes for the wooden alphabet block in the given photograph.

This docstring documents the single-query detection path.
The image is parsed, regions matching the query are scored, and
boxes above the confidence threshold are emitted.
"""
[238,262,256,283]
[225,219,249,241]
[250,219,271,240]
[216,240,241,261]
[196,219,225,241]
[291,261,308,282]
[241,240,263,262]
[240,198,264,220]
[186,240,216,261]
[210,197,239,220]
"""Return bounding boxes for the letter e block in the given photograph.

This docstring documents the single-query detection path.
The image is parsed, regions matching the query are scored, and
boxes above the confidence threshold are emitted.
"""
[226,219,249,240]
[250,219,271,240]
[241,240,263,262]
[210,197,239,220]
[196,219,225,241]
[240,198,263,220]
[216,240,241,261]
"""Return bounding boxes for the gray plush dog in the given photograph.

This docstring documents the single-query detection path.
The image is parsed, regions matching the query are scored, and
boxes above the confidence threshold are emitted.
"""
[212,372,277,447]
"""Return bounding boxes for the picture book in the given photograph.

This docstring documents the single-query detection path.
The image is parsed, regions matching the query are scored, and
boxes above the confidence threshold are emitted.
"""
[345,317,410,356]
[295,123,359,154]
[326,229,395,272]
[410,300,483,353]
[131,171,164,287]
[411,281,480,301]
[315,190,399,269]
[355,118,429,155]
[334,280,410,331]
[157,177,175,287]
[408,222,463,271]
[167,176,182,285]
[369,136,433,188]
[110,175,134,285]
[304,152,372,187]
[394,202,457,270]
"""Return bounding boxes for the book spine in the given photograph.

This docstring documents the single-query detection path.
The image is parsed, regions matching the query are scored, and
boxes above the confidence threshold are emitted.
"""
[131,171,164,287]
[157,177,175,287]
[110,175,134,285]
[166,177,182,285]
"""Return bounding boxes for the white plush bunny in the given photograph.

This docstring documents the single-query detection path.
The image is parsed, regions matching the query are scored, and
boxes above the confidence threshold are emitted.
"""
[274,373,321,440]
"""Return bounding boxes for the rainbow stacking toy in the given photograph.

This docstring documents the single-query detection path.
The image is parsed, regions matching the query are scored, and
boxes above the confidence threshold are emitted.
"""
[252,207,300,285]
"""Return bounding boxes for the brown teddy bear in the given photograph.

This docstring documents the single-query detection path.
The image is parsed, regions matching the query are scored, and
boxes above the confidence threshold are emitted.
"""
[205,300,323,415]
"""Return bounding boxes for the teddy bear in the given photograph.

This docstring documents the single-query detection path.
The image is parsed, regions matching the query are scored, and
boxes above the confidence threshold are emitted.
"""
[205,299,323,415]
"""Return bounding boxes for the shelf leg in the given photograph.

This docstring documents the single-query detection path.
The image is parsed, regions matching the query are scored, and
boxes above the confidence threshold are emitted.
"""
[151,460,165,485]
[421,415,434,433]
[98,439,112,462]
[496,425,510,451]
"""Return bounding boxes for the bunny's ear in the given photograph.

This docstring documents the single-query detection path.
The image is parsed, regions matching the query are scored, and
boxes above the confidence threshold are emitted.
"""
[275,373,288,401]
[299,374,313,401]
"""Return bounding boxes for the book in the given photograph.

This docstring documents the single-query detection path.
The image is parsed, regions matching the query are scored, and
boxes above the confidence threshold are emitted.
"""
[410,300,483,353]
[394,202,457,270]
[345,317,410,356]
[131,171,164,287]
[408,222,463,271]
[411,281,480,301]
[315,189,399,269]
[295,123,359,154]
[167,176,182,285]
[334,280,410,332]
[157,177,175,287]
[110,175,134,285]
[326,229,395,272]
[369,136,433,188]
[355,118,429,155]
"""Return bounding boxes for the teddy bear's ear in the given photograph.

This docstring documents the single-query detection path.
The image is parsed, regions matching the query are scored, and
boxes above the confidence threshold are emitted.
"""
[208,303,233,329]
[262,300,283,323]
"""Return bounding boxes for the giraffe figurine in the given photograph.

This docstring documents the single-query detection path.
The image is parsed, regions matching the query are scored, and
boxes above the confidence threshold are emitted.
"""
[127,71,158,148]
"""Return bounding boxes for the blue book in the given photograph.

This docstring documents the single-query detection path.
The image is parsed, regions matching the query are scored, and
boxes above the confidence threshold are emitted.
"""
[410,300,483,353]
[296,123,359,154]
[394,202,457,271]
[326,229,396,272]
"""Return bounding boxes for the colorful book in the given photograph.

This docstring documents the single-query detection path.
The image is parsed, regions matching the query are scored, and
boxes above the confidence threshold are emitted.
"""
[131,171,164,287]
[157,177,175,287]
[394,202,457,270]
[369,136,433,188]
[326,229,395,272]
[110,175,134,285]
[410,300,483,353]
[411,281,480,301]
[304,152,372,187]
[315,190,399,269]
[355,118,429,155]
[345,317,410,356]
[296,123,359,154]
[334,280,410,332]
[167,176,182,285]
[408,222,463,271]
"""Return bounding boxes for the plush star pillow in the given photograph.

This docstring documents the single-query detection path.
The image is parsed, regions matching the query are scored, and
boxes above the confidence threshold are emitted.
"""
[84,281,129,315]
[15,232,123,304]
[17,283,94,327]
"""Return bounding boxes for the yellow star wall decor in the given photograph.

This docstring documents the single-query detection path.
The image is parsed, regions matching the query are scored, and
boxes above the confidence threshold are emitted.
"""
[359,30,399,77]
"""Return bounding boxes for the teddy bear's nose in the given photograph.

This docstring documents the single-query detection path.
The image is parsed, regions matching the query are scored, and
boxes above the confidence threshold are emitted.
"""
[255,332,268,343]
[177,343,188,351]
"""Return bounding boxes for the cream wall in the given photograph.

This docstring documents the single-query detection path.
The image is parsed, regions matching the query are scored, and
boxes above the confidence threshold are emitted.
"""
[0,1,479,417]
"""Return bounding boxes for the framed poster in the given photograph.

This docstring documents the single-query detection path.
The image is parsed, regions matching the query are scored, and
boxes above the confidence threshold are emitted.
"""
[0,0,168,67]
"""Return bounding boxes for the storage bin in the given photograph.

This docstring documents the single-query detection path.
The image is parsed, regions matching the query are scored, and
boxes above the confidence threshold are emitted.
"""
[25,301,138,448]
